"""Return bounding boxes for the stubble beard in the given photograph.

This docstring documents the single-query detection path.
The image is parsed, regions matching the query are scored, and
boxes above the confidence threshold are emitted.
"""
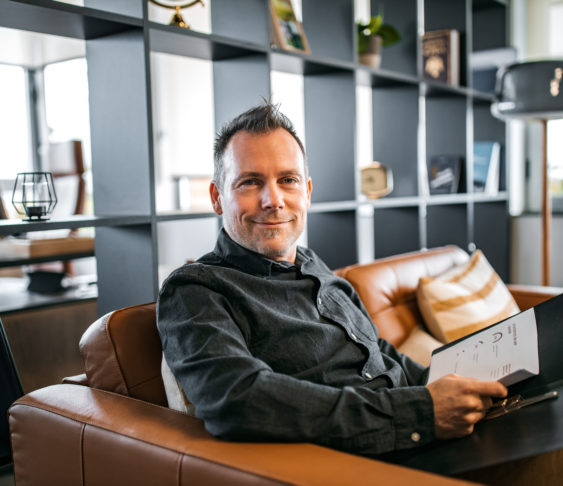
[255,227,290,259]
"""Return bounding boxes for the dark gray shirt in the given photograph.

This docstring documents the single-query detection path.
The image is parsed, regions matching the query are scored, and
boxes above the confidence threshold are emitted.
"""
[157,230,435,456]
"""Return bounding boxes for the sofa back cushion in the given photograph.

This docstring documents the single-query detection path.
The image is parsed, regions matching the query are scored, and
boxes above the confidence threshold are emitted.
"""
[335,246,469,347]
[79,302,167,406]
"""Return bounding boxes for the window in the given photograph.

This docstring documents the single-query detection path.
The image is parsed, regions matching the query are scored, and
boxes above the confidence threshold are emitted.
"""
[43,58,92,215]
[0,64,31,179]
[43,58,91,168]
[0,64,32,217]
[548,3,563,203]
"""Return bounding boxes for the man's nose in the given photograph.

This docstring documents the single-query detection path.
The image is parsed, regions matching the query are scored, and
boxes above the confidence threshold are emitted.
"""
[261,182,284,209]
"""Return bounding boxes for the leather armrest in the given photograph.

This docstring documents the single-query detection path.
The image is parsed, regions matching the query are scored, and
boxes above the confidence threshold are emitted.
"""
[61,373,88,386]
[9,385,474,486]
[507,284,563,311]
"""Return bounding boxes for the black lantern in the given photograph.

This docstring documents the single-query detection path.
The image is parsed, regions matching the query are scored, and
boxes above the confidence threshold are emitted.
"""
[11,172,57,221]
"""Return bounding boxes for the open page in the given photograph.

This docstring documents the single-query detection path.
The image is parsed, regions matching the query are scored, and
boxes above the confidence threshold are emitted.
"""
[427,308,539,386]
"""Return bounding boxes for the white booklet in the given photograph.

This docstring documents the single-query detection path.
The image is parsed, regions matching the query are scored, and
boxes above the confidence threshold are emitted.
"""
[427,308,539,386]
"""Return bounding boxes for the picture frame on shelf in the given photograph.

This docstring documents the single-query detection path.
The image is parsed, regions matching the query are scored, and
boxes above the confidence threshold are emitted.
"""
[427,155,463,195]
[269,0,310,54]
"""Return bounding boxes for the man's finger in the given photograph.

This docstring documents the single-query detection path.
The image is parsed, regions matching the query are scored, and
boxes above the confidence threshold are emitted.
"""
[481,396,493,410]
[470,380,508,398]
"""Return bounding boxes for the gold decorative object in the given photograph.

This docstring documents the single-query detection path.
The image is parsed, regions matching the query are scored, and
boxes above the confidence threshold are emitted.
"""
[149,0,204,29]
[360,162,393,199]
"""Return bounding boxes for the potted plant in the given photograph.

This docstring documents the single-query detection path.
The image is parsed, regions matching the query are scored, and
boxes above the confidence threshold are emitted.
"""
[357,12,401,68]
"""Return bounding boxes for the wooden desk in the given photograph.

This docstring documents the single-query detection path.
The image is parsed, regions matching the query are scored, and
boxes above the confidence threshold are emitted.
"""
[394,294,563,485]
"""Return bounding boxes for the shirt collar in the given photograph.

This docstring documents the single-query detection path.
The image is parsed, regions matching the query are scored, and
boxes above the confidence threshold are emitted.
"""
[214,229,311,276]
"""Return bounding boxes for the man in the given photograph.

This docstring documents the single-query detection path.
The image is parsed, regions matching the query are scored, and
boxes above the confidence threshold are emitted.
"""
[157,102,507,457]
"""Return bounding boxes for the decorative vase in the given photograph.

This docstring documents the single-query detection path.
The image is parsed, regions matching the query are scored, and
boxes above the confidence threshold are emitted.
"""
[359,34,382,69]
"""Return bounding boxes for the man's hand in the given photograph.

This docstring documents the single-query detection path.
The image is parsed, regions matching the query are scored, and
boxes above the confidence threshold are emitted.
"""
[427,374,508,439]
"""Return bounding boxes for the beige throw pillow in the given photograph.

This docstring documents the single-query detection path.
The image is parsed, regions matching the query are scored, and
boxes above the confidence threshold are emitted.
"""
[417,250,519,343]
[161,355,196,416]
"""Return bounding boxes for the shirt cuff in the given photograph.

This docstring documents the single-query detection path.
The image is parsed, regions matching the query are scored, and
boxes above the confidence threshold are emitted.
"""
[388,386,435,449]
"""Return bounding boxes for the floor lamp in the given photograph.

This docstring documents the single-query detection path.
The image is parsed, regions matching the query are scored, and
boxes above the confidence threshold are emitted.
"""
[491,60,563,286]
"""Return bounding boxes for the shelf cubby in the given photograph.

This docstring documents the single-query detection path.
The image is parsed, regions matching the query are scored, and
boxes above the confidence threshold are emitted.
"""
[426,203,469,250]
[370,0,418,76]
[473,101,507,191]
[305,71,356,203]
[473,200,510,280]
[472,0,509,51]
[303,0,355,63]
[210,0,269,46]
[214,54,271,129]
[372,85,419,198]
[307,211,357,270]
[424,0,468,86]
[373,206,421,258]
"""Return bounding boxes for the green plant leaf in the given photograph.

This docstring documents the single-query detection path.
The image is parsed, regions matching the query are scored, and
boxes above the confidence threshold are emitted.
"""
[378,24,401,47]
[368,14,383,35]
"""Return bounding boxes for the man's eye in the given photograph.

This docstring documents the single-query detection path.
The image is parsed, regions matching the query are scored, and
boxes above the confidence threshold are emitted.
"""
[281,177,298,184]
[240,179,258,186]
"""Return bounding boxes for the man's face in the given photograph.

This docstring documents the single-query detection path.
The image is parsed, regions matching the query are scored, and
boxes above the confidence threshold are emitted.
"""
[210,128,312,263]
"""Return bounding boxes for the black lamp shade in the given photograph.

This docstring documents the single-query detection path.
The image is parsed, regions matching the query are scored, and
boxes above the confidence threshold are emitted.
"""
[491,60,563,120]
[11,172,58,221]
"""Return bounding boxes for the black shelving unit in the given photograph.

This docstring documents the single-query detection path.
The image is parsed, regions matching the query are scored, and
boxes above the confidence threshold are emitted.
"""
[0,0,510,315]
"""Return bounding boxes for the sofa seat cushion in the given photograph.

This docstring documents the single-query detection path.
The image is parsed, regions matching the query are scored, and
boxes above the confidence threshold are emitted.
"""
[417,250,520,343]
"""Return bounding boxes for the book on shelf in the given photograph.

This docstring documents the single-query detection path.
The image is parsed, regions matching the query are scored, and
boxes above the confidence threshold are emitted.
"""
[422,29,460,86]
[427,155,463,195]
[428,307,539,387]
[473,141,500,195]
[0,235,94,260]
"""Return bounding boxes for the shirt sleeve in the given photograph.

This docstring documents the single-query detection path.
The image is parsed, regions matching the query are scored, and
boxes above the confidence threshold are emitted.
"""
[157,277,436,456]
[344,281,430,386]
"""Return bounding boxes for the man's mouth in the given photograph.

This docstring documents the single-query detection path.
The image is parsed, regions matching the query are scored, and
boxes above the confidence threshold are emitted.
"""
[252,219,292,226]
[255,221,289,225]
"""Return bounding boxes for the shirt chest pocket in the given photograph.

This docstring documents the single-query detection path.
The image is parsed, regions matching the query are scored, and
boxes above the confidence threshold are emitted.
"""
[324,289,378,342]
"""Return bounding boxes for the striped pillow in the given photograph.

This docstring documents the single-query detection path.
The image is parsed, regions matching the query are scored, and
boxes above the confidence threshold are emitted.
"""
[161,355,196,416]
[417,250,519,343]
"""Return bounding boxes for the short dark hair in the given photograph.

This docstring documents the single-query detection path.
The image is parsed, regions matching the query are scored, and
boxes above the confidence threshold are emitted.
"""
[213,102,307,190]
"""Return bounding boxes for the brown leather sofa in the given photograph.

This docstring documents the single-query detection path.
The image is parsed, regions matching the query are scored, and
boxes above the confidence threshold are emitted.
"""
[8,246,561,486]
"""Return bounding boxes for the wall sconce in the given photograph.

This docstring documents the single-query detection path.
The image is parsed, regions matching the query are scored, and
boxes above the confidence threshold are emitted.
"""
[11,172,57,221]
[360,162,394,199]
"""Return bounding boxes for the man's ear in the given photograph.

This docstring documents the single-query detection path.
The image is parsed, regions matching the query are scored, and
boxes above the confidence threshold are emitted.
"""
[306,177,312,208]
[209,181,223,215]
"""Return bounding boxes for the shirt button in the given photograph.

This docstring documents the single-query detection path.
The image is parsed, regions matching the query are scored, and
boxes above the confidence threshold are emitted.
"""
[317,297,322,307]
[350,332,358,341]
[411,432,421,443]
[364,372,373,380]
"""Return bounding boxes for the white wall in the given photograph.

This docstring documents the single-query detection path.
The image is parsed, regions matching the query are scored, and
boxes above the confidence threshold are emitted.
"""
[511,215,563,286]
